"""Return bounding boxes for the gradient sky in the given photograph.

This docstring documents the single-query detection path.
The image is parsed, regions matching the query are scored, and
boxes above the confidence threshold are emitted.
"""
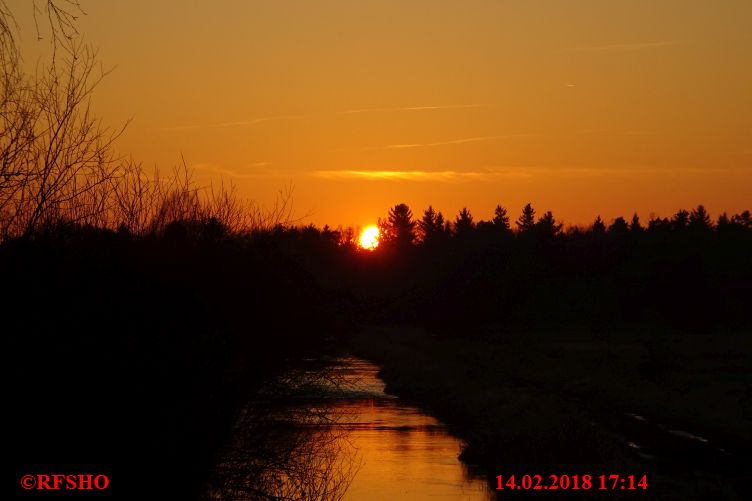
[15,0,752,227]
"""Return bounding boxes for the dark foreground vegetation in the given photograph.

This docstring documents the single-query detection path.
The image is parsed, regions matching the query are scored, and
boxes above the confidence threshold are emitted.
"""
[352,325,750,500]
[4,196,751,499]
[3,226,343,499]
[346,203,751,500]
[3,3,751,499]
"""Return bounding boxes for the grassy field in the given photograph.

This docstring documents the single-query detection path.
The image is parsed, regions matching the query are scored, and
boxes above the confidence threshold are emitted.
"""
[350,324,751,500]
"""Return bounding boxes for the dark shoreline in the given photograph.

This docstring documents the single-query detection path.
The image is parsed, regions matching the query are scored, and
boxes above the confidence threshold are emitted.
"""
[5,214,752,499]
[350,324,751,500]
[2,234,341,500]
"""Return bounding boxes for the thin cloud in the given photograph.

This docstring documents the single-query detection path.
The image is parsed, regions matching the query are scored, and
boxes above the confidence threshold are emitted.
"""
[314,166,752,182]
[570,128,663,136]
[315,170,464,181]
[337,104,481,115]
[163,114,308,131]
[358,134,533,151]
[191,163,277,179]
[212,118,272,127]
[164,104,481,131]
[314,168,555,182]
[163,124,203,132]
[314,168,543,182]
[212,115,309,128]
[566,40,683,52]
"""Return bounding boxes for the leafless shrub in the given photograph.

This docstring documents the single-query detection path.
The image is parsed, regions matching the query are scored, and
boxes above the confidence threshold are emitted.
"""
[1,1,297,242]
[210,419,357,501]
[103,158,298,238]
[0,39,124,238]
[32,0,84,46]
[205,363,361,501]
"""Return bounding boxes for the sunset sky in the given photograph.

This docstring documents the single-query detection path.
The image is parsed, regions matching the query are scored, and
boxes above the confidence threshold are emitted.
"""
[15,0,752,227]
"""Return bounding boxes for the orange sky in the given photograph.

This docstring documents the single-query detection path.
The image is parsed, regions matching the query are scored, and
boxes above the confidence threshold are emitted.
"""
[15,0,752,227]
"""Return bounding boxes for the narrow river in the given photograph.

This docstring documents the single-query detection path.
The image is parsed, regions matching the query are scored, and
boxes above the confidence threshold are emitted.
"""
[320,357,492,500]
[206,356,493,500]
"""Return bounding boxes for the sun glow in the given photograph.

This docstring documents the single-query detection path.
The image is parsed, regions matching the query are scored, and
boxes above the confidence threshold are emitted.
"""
[359,225,380,250]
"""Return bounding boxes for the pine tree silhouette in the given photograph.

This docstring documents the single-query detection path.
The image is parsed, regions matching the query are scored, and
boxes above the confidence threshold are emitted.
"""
[516,203,536,232]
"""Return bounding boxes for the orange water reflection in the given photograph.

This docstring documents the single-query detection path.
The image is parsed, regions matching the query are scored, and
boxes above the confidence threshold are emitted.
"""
[326,358,492,500]
[208,357,493,500]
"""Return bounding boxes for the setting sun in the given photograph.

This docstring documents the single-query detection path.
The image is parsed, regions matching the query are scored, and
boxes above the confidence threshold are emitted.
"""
[359,225,380,250]
[4,2,752,500]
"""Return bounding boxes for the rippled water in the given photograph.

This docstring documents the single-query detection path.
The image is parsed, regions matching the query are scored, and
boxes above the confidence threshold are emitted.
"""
[207,356,493,500]
[325,358,492,500]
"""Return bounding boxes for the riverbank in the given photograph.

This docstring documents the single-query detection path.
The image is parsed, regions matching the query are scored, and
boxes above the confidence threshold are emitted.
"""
[2,232,343,500]
[206,356,493,500]
[350,324,751,500]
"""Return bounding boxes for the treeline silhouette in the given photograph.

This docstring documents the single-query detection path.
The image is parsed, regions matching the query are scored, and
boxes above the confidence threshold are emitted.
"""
[0,16,337,495]
[261,202,752,334]
[4,4,750,499]
[3,157,751,499]
[2,167,338,499]
[5,193,749,497]
[4,95,752,499]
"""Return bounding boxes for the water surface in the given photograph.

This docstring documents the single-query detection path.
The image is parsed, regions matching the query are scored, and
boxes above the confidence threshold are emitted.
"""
[208,356,493,500]
[326,358,492,500]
